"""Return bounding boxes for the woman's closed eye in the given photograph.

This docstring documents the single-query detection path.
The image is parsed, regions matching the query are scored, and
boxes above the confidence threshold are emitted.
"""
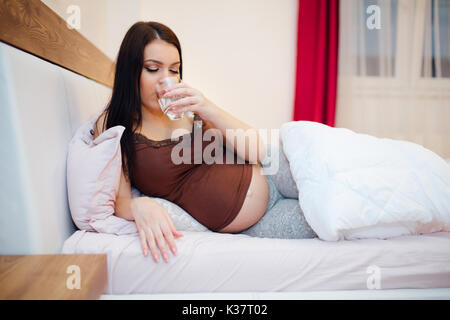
[145,67,179,74]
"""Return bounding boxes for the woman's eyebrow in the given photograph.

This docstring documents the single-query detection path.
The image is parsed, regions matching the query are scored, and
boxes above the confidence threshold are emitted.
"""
[144,59,180,65]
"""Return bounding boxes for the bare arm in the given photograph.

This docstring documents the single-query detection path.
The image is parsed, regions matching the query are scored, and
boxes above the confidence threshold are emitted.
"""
[200,103,267,164]
[162,84,267,164]
[114,168,135,221]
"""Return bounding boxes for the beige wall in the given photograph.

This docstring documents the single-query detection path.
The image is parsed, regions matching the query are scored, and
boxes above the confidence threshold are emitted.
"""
[41,0,298,134]
[42,0,109,56]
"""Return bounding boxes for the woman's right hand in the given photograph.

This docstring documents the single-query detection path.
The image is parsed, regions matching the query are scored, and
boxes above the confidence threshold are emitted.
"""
[131,197,184,263]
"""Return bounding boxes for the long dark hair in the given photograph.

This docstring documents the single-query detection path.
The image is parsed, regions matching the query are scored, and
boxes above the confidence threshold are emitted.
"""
[99,21,183,185]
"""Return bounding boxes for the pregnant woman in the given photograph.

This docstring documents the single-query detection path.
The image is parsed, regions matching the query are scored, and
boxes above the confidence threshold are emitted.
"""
[93,21,316,263]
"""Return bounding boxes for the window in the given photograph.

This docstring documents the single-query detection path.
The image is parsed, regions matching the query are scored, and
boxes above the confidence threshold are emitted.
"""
[421,0,450,78]
[354,0,398,77]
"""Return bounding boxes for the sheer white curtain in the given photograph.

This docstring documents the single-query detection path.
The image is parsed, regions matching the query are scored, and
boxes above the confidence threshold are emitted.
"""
[336,0,450,159]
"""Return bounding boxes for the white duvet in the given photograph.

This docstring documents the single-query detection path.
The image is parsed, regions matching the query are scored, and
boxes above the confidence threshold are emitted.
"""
[280,121,450,241]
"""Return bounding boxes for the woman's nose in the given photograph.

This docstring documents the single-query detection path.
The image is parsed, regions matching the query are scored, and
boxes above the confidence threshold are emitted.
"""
[157,75,169,85]
[161,69,171,79]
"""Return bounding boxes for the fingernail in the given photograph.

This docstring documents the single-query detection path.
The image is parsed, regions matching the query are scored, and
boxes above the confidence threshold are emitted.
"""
[163,253,169,262]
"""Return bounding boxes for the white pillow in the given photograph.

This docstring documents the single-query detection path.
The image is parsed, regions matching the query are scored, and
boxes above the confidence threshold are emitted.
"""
[66,113,209,235]
[280,121,450,241]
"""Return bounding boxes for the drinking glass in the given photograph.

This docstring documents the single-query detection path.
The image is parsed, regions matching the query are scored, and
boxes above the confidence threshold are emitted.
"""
[155,77,194,120]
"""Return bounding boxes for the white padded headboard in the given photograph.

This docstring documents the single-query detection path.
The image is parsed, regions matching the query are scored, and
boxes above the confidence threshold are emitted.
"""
[0,42,111,254]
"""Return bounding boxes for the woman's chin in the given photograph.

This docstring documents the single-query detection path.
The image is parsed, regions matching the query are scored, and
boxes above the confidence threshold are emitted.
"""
[142,102,162,113]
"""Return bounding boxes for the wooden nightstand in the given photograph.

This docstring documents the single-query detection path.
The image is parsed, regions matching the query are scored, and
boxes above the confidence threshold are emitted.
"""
[0,254,107,300]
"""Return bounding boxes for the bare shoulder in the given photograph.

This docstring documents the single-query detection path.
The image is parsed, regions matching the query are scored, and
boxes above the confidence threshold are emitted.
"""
[93,110,107,139]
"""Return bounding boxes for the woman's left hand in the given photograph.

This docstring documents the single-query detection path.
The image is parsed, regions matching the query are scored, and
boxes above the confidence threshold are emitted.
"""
[162,82,217,119]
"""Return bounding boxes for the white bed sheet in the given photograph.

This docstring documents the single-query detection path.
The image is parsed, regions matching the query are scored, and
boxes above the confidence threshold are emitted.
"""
[62,230,450,295]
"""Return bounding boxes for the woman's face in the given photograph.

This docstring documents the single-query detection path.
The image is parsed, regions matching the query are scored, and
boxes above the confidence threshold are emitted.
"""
[140,39,181,112]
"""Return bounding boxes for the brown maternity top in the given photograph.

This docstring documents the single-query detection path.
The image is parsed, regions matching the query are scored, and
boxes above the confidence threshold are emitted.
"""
[131,114,253,231]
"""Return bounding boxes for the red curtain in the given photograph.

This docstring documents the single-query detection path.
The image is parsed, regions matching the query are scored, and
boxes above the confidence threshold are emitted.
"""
[293,0,339,127]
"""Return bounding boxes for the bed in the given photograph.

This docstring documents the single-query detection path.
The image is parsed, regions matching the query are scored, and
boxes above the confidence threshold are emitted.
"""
[63,230,450,297]
[1,26,449,299]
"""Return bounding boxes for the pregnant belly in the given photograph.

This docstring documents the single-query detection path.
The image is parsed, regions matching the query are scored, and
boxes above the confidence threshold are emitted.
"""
[217,163,270,233]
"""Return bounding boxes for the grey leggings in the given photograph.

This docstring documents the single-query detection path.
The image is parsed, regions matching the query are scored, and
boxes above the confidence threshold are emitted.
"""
[239,174,317,239]
[238,141,317,239]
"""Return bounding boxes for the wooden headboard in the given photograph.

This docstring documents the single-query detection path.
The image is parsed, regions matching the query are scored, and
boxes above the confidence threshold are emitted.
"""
[0,0,114,88]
